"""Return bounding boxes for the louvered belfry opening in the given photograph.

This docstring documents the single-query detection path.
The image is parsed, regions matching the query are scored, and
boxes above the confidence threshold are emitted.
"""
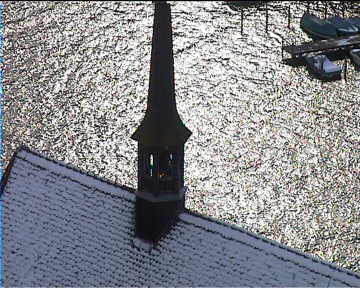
[138,145,184,196]
[131,1,192,244]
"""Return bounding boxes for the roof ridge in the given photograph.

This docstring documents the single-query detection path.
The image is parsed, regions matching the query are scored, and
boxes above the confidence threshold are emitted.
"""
[182,209,360,283]
[0,145,136,198]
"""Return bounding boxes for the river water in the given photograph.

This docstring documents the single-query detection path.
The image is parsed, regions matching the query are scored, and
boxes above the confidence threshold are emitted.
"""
[3,1,360,273]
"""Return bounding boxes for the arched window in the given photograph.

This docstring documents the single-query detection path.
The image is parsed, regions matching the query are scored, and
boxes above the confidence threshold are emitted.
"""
[159,151,173,179]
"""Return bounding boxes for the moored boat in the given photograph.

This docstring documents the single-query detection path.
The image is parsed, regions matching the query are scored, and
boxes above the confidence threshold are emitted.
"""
[349,48,360,70]
[304,53,342,80]
[300,12,338,40]
[348,17,360,30]
[326,15,359,36]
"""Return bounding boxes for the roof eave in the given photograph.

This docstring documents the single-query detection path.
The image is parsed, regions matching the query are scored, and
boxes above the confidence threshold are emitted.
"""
[0,145,31,197]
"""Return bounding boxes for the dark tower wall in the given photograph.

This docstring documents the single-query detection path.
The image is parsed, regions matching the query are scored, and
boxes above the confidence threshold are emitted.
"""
[131,2,192,245]
[131,1,191,147]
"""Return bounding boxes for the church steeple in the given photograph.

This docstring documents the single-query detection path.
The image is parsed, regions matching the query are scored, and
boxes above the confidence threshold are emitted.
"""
[131,1,192,146]
[131,1,192,246]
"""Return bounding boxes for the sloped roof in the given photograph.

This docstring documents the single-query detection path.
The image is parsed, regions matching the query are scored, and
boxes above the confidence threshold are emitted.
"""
[1,146,360,287]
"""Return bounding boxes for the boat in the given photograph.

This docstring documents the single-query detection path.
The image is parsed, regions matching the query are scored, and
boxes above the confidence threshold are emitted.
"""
[326,15,359,36]
[300,12,338,40]
[349,48,360,70]
[348,17,360,30]
[304,53,342,80]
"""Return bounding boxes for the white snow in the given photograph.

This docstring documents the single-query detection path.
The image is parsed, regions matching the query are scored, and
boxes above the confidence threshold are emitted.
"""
[2,148,360,286]
[179,212,360,284]
[133,237,154,252]
[17,148,135,201]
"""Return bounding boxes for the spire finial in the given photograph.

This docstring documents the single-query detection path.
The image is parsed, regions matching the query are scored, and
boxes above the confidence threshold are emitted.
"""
[131,0,191,147]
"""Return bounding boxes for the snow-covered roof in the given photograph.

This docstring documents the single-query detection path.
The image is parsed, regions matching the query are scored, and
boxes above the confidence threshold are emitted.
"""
[1,146,360,287]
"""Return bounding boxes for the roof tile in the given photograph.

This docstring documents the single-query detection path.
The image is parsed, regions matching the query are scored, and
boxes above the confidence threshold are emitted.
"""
[1,147,360,286]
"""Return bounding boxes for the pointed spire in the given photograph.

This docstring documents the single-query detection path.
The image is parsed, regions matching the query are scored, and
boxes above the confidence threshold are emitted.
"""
[131,1,192,147]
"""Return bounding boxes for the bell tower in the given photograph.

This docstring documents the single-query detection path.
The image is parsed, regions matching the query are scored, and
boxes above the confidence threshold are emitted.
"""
[131,1,192,245]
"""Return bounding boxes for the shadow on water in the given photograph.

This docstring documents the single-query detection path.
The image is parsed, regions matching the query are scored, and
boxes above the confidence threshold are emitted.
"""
[226,1,270,10]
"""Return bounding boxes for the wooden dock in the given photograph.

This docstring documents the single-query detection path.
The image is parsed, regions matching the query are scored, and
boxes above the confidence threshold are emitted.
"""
[281,34,360,82]
[282,35,360,58]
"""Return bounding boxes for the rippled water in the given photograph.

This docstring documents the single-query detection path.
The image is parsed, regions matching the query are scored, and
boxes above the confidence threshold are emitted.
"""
[3,1,360,273]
